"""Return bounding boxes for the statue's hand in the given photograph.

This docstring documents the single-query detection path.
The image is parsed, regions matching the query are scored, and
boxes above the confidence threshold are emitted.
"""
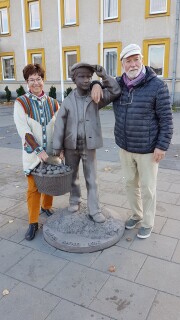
[93,65,107,78]
[53,149,61,156]
[59,150,64,160]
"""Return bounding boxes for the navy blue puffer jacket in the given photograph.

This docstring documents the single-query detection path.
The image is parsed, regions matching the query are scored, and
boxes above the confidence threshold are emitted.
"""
[113,67,173,153]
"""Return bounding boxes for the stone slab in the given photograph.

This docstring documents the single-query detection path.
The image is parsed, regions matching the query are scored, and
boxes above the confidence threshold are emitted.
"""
[130,233,177,260]
[6,250,67,289]
[0,282,60,320]
[161,218,180,239]
[46,299,112,320]
[44,262,109,307]
[90,276,156,320]
[0,273,19,301]
[147,292,180,320]
[136,256,180,296]
[91,245,147,281]
[0,239,32,273]
[172,240,180,263]
[43,205,125,253]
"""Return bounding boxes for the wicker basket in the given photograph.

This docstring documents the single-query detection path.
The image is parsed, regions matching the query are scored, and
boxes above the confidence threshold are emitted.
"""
[31,169,73,196]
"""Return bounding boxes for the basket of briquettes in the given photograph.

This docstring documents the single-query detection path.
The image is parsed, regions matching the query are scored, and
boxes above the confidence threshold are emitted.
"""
[31,156,73,196]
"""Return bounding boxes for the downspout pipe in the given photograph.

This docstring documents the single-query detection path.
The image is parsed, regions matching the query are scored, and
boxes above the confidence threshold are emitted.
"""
[171,0,180,105]
[20,0,27,66]
[57,0,64,101]
[100,0,104,67]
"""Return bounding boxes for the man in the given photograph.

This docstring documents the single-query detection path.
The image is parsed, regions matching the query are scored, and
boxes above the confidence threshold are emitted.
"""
[14,64,59,240]
[53,62,120,222]
[92,44,173,238]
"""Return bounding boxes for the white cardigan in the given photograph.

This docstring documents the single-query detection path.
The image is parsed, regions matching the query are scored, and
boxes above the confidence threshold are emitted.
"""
[14,92,59,174]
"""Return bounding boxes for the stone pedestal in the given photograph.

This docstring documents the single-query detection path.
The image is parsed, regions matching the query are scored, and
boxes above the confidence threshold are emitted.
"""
[43,204,125,253]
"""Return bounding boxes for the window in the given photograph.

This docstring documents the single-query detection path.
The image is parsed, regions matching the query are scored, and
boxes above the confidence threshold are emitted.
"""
[0,0,10,35]
[25,0,42,31]
[104,48,117,77]
[102,0,120,22]
[145,0,170,18]
[0,53,15,80]
[143,39,170,78]
[61,0,79,27]
[62,46,80,80]
[98,42,122,77]
[27,49,45,74]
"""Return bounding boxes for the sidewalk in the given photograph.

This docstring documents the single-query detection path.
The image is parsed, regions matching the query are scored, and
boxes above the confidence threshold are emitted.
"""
[0,106,180,320]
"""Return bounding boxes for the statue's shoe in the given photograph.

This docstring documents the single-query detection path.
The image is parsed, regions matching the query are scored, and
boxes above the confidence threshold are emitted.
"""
[89,212,106,223]
[68,204,80,212]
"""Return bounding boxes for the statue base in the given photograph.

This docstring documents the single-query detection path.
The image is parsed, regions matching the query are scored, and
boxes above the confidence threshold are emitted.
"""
[43,203,125,253]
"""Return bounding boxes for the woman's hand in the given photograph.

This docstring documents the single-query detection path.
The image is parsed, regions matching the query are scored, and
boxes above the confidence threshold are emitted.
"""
[37,150,49,162]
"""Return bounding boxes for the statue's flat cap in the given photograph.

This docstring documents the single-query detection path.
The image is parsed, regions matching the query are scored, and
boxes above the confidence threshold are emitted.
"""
[71,62,95,73]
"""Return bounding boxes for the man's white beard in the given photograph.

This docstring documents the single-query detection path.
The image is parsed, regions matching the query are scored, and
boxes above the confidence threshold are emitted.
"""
[126,68,142,80]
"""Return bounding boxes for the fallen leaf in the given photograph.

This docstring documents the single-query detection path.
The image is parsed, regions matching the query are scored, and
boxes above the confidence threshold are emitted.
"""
[104,167,111,172]
[126,237,132,242]
[108,265,116,272]
[2,289,9,296]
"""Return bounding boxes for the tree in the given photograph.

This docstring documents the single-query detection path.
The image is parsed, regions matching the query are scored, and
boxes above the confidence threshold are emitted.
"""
[64,87,73,98]
[4,86,11,102]
[49,86,56,99]
[16,85,26,97]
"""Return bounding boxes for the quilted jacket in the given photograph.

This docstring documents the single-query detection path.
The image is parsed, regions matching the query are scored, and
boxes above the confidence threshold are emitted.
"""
[113,66,173,153]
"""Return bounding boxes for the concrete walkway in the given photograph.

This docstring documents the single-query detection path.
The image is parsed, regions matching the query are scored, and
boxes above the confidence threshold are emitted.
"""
[0,105,180,320]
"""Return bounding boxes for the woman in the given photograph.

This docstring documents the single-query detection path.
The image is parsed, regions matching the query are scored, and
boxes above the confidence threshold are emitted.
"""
[14,64,59,240]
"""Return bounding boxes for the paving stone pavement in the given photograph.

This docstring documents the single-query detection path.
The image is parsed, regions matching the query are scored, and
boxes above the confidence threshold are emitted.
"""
[0,105,180,320]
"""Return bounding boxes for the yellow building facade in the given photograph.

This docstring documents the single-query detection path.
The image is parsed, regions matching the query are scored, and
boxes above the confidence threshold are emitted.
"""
[0,0,180,105]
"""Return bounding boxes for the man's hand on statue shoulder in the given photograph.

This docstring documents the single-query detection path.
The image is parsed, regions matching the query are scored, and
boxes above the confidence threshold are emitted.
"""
[91,84,103,104]
[153,148,166,163]
[91,65,109,103]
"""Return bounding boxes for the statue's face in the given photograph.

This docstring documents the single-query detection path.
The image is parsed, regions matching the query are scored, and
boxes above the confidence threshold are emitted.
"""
[74,67,93,93]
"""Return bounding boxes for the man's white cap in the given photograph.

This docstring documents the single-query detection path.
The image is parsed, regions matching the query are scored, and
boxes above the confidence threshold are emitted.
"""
[120,44,142,60]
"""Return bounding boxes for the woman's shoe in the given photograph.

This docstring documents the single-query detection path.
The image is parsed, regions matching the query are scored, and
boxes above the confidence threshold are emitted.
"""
[25,223,38,241]
[40,207,54,217]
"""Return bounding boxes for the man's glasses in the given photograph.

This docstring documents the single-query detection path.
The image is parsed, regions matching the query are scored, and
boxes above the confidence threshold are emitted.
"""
[28,77,43,84]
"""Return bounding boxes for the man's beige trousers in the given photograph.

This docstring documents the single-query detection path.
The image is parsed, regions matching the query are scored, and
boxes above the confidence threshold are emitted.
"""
[119,149,159,228]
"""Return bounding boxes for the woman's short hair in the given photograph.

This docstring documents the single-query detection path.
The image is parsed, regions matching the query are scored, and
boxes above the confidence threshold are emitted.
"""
[23,64,45,80]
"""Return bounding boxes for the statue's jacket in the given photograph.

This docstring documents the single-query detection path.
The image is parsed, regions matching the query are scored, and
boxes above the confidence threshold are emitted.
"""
[53,75,121,151]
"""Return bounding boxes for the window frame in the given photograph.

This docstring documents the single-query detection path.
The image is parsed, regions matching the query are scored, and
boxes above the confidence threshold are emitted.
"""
[60,0,79,27]
[143,38,170,78]
[27,48,46,78]
[0,52,16,81]
[25,0,42,32]
[0,0,10,36]
[98,42,122,76]
[145,0,171,18]
[62,46,80,80]
[99,0,121,23]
